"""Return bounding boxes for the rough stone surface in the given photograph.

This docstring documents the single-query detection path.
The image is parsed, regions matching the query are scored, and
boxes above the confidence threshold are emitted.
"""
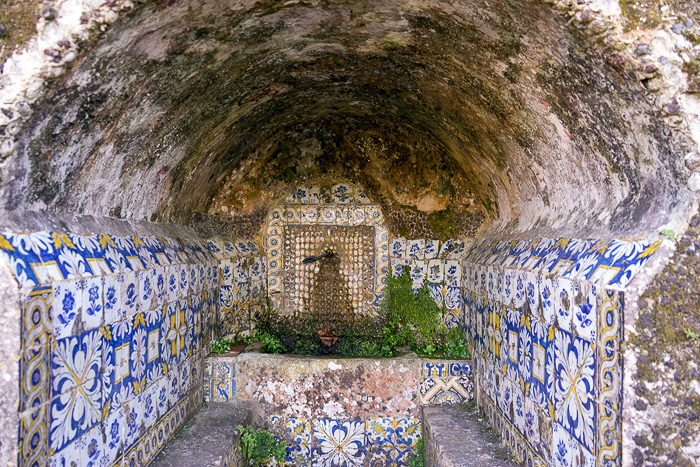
[236,351,421,419]
[0,263,21,467]
[626,204,700,467]
[0,0,693,241]
[151,401,253,467]
[422,404,515,467]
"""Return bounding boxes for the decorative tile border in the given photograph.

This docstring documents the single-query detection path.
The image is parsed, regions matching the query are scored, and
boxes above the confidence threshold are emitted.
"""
[597,290,623,467]
[268,416,422,467]
[204,357,236,402]
[465,237,661,291]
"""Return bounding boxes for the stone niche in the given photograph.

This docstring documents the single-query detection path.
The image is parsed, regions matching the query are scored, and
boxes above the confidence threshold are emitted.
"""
[263,184,389,333]
[283,224,375,332]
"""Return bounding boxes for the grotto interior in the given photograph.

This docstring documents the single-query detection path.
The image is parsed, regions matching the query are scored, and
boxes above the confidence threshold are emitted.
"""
[1,0,700,465]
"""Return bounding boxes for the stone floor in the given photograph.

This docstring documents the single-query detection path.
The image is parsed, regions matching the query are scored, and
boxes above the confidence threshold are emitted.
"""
[152,402,253,467]
[423,404,515,467]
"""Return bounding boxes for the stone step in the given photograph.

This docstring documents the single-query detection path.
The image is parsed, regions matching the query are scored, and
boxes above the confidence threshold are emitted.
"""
[151,402,253,467]
[423,405,516,467]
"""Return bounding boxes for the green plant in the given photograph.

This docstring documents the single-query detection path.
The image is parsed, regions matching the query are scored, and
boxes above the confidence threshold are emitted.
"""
[258,331,285,354]
[210,337,235,355]
[383,266,470,360]
[235,425,287,466]
[684,329,699,340]
[660,229,676,240]
[407,438,424,467]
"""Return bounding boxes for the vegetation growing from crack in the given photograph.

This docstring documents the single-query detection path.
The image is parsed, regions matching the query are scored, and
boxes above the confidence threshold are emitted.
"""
[407,438,424,467]
[235,425,287,467]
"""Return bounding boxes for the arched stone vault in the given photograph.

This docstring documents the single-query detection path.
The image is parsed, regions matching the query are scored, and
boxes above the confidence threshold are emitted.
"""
[1,0,700,466]
[0,0,695,240]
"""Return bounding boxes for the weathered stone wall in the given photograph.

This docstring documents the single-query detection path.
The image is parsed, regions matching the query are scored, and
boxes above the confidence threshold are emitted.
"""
[0,0,693,241]
[624,207,700,467]
[0,214,264,467]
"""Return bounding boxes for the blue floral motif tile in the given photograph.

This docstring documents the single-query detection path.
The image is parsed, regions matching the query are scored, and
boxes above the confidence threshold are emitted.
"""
[81,277,103,331]
[513,271,527,309]
[406,240,425,260]
[391,258,409,277]
[427,259,444,284]
[206,240,225,260]
[123,393,144,448]
[555,278,574,332]
[502,269,514,308]
[49,436,81,465]
[410,261,427,289]
[524,397,541,449]
[179,264,190,297]
[312,419,365,466]
[512,383,526,435]
[167,265,180,303]
[49,328,104,453]
[284,418,312,444]
[138,269,156,313]
[102,404,126,466]
[390,238,407,259]
[331,184,354,204]
[552,422,574,467]
[120,271,139,319]
[496,375,513,416]
[573,282,597,341]
[444,260,460,287]
[554,328,596,453]
[486,266,495,301]
[424,240,439,259]
[540,277,555,324]
[528,318,554,414]
[53,280,83,340]
[525,272,540,312]
[79,423,106,466]
[234,258,248,283]
[154,266,167,306]
[366,417,421,464]
[102,275,120,326]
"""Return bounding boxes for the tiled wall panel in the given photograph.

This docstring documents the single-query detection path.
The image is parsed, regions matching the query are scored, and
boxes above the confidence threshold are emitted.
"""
[462,238,656,467]
[0,229,265,467]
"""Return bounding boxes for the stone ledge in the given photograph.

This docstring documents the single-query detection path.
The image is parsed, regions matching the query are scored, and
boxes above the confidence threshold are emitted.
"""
[151,401,253,467]
[423,405,515,467]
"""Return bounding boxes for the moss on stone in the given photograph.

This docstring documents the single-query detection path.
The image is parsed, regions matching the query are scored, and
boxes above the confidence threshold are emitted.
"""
[629,209,700,464]
[0,0,42,64]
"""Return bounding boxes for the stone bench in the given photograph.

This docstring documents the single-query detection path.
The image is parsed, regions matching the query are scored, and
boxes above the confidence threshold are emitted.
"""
[423,404,516,467]
[151,402,252,467]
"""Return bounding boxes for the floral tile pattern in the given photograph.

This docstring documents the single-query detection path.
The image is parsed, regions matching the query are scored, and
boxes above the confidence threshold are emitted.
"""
[554,328,596,452]
[366,417,421,464]
[312,419,365,466]
[463,235,655,467]
[2,227,257,467]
